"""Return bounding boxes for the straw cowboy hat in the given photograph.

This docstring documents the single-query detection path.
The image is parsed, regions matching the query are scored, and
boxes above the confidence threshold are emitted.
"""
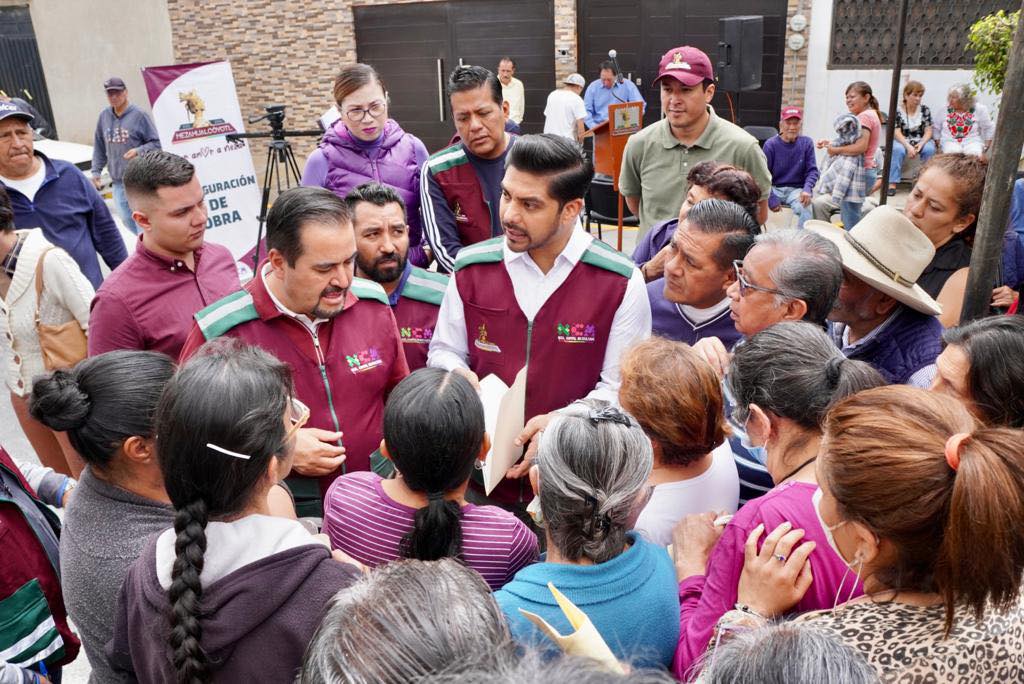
[807,206,942,316]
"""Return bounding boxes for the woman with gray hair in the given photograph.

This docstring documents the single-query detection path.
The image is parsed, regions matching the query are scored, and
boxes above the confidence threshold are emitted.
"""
[299,558,513,684]
[937,84,993,158]
[494,400,680,669]
[670,321,885,680]
[699,623,876,683]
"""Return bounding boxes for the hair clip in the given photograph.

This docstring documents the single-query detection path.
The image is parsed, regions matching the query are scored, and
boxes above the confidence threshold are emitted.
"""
[588,405,632,428]
[944,433,970,472]
[206,443,251,460]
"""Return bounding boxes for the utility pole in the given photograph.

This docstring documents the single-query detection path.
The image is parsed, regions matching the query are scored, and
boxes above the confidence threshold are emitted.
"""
[961,5,1024,322]
[878,0,910,207]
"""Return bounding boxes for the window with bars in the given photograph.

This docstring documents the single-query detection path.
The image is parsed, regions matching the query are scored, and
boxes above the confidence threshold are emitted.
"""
[829,0,1019,68]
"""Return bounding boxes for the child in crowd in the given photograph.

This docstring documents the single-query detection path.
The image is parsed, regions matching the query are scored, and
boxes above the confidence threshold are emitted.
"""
[816,113,867,210]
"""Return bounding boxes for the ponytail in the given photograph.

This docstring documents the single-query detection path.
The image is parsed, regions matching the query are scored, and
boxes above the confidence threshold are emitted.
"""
[383,369,485,564]
[400,493,464,561]
[168,499,210,684]
[937,427,1024,634]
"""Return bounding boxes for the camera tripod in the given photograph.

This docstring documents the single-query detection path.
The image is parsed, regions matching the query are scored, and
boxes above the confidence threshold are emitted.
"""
[226,105,322,272]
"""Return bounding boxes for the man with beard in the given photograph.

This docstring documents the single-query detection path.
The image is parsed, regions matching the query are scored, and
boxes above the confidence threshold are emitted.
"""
[347,182,448,371]
[179,186,409,516]
[428,134,650,510]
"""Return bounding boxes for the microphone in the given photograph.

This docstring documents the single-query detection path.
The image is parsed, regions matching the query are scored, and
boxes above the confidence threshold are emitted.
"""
[608,49,624,84]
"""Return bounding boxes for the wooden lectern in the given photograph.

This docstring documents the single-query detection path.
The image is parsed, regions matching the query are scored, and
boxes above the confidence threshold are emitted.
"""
[587,101,643,251]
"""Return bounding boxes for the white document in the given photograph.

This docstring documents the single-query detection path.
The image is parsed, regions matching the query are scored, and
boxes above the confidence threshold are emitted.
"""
[478,367,527,495]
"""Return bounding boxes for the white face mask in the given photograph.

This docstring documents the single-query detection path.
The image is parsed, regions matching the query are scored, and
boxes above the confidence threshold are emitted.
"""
[812,487,863,609]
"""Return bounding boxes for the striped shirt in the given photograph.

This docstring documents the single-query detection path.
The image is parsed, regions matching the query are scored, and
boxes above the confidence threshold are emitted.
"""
[322,471,539,590]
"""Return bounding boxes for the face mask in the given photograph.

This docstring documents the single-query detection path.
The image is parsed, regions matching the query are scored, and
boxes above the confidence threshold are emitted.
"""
[738,413,769,465]
[812,487,863,609]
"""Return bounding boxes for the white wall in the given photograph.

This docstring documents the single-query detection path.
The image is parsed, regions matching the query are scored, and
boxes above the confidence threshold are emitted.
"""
[26,0,174,144]
[803,0,1000,145]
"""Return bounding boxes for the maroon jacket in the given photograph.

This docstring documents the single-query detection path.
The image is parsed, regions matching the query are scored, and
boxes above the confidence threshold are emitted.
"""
[453,238,631,504]
[179,268,409,497]
[0,447,80,669]
[392,266,447,371]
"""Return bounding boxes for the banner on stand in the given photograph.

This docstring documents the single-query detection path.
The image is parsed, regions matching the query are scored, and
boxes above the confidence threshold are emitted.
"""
[142,60,260,267]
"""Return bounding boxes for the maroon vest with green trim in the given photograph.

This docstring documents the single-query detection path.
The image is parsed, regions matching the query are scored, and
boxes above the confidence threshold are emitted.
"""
[392,266,447,371]
[453,236,633,504]
[426,143,494,248]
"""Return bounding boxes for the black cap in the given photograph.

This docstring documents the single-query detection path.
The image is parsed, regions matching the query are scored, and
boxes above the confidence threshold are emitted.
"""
[103,77,127,92]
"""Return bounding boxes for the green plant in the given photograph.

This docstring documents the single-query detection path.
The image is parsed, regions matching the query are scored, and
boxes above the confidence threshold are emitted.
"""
[968,9,1021,94]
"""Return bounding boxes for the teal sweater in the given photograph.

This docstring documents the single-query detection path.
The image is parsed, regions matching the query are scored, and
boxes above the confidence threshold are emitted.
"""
[494,533,679,669]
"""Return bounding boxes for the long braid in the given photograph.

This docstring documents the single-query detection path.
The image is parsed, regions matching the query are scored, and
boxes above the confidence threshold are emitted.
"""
[168,499,210,684]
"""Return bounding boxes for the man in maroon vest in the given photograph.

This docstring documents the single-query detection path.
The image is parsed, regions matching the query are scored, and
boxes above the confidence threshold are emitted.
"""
[428,134,651,508]
[421,65,515,273]
[346,181,447,371]
[179,187,409,516]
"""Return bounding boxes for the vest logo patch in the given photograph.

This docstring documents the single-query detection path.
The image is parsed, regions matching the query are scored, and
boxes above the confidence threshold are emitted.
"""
[556,323,597,344]
[346,347,383,373]
[400,326,433,344]
[453,200,469,223]
[473,324,501,353]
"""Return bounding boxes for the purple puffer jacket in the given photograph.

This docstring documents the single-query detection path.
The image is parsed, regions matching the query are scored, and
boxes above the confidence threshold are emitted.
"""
[316,119,429,265]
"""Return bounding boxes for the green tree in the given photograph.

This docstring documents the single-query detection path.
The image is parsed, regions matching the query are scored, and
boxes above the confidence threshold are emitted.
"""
[968,9,1021,94]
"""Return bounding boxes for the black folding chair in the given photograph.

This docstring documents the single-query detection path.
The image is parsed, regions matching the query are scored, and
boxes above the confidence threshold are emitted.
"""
[585,176,638,242]
[743,125,779,149]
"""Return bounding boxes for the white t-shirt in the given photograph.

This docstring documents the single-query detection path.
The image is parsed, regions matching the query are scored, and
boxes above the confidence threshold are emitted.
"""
[1,160,46,202]
[543,88,587,141]
[633,441,741,546]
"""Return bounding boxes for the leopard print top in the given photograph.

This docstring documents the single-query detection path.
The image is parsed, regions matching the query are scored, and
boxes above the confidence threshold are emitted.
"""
[797,598,1024,683]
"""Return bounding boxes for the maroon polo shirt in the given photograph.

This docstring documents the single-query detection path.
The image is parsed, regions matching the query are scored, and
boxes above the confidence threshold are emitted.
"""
[88,237,240,359]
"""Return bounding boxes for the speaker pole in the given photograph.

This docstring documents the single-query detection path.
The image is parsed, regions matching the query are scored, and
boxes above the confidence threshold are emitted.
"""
[878,0,909,207]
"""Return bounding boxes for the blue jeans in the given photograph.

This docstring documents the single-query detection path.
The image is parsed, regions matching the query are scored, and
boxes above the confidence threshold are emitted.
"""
[840,168,877,230]
[772,186,812,228]
[888,139,936,184]
[112,181,139,235]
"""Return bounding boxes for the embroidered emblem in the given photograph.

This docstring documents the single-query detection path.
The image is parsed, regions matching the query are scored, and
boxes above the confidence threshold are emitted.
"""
[667,53,691,70]
[346,347,383,373]
[556,323,597,344]
[453,200,469,223]
[473,324,502,353]
[400,326,434,344]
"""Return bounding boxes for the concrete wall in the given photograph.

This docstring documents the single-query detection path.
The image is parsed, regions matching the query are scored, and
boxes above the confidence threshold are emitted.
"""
[23,0,174,143]
[803,0,999,144]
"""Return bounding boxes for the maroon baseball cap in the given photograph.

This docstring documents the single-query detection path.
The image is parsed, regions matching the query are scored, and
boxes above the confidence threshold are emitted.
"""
[653,46,714,87]
[781,106,803,120]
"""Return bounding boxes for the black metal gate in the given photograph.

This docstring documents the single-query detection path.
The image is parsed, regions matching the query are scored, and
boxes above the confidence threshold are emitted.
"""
[355,0,555,152]
[577,0,788,129]
[0,6,56,137]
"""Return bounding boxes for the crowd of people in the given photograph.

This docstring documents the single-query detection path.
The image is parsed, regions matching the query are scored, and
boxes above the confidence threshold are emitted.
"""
[1,41,1023,684]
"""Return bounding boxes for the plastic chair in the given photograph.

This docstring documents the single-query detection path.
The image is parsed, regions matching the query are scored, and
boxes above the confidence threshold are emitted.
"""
[585,176,638,241]
[743,125,779,148]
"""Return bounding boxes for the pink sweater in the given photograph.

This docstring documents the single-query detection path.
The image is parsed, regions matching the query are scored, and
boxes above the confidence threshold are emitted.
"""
[673,481,863,680]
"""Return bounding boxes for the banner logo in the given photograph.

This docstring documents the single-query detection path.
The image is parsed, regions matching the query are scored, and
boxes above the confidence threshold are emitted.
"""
[473,324,501,353]
[346,347,383,373]
[171,89,237,143]
[556,322,597,344]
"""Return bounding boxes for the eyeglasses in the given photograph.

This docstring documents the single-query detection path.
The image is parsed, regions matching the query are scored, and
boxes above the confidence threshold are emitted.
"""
[284,397,310,442]
[344,101,386,122]
[732,260,795,299]
[205,396,310,461]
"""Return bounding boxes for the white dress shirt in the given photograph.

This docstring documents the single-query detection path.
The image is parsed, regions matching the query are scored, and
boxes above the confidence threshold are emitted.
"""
[427,228,651,405]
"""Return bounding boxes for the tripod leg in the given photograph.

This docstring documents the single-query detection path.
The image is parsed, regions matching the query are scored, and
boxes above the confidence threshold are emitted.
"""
[253,146,275,272]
